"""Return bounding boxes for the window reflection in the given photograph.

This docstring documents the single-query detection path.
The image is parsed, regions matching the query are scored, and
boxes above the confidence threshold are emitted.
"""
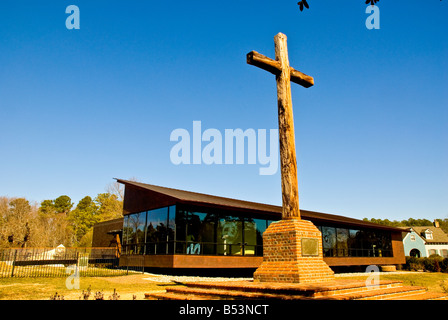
[348,229,361,256]
[175,209,218,255]
[122,215,131,253]
[322,226,336,257]
[146,207,168,254]
[244,218,266,256]
[127,211,146,254]
[336,228,349,257]
[320,224,392,258]
[218,216,242,255]
[121,206,393,258]
[167,206,176,254]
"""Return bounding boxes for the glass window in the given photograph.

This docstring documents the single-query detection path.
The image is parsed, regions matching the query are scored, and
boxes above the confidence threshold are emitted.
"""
[175,209,187,254]
[244,218,266,256]
[175,208,217,255]
[197,212,217,255]
[167,206,176,254]
[322,226,336,257]
[336,228,348,257]
[441,250,448,258]
[127,212,146,254]
[428,249,438,256]
[217,216,243,255]
[318,225,393,258]
[348,229,362,257]
[168,206,176,238]
[122,215,130,245]
[377,231,392,257]
[146,207,168,241]
[146,207,168,254]
[122,215,129,254]
[186,211,206,246]
[267,220,277,227]
[355,230,372,257]
[349,229,359,239]
[172,206,268,257]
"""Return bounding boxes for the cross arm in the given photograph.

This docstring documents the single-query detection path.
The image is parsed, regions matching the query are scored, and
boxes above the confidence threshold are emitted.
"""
[246,51,314,88]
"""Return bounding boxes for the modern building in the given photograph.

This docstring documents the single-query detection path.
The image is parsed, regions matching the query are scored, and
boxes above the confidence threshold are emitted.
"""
[92,179,407,272]
[402,221,448,258]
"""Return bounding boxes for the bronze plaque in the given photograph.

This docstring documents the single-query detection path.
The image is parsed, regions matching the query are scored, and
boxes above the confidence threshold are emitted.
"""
[302,238,319,256]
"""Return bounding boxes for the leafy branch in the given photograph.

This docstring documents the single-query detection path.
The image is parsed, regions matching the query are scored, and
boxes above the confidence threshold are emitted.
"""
[297,0,380,11]
[297,0,309,11]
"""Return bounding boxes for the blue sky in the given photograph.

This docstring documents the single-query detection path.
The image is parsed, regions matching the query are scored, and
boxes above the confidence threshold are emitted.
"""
[0,1,446,222]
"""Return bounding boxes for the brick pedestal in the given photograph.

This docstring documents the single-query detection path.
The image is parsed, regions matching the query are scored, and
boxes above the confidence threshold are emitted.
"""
[253,219,335,284]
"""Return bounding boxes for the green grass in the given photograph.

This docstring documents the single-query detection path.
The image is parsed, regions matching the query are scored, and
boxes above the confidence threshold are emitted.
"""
[338,271,448,294]
[2,271,448,300]
[0,273,172,300]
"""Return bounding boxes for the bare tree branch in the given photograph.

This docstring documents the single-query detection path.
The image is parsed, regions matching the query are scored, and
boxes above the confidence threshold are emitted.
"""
[298,0,380,11]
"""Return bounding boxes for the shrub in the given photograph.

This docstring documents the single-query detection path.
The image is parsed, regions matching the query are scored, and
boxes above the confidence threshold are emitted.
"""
[423,257,441,272]
[405,256,424,271]
[405,256,448,273]
[409,262,424,271]
[440,258,448,273]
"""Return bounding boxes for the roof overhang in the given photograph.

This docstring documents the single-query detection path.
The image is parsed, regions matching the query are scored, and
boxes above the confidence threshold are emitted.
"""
[115,178,405,233]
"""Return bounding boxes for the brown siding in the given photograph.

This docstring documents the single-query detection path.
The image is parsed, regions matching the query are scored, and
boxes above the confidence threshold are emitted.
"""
[391,231,406,264]
[120,251,405,269]
[324,257,402,267]
[92,218,123,247]
[119,255,263,269]
[123,185,176,215]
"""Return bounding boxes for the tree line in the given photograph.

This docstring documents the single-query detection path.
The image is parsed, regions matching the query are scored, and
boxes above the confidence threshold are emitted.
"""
[0,182,124,249]
[363,217,448,234]
[2,178,445,249]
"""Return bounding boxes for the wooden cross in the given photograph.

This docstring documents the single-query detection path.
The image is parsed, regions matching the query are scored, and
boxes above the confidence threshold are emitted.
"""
[247,33,314,220]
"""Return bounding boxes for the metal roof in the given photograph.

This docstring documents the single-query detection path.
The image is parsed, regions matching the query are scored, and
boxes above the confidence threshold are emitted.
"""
[116,178,404,232]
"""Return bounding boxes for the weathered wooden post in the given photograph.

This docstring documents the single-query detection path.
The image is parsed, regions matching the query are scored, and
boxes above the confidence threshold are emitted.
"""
[248,33,335,283]
[11,249,17,278]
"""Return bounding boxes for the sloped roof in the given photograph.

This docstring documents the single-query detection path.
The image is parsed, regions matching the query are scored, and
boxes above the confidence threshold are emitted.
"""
[116,178,404,232]
[400,227,425,242]
[410,226,448,243]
